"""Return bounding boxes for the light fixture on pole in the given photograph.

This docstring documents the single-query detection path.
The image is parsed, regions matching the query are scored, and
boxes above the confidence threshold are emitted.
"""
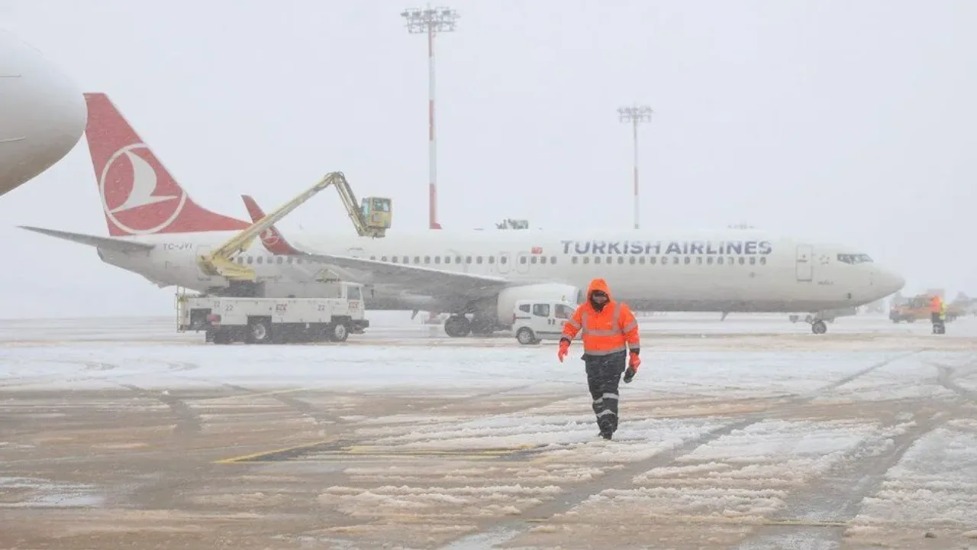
[617,104,653,230]
[401,5,459,230]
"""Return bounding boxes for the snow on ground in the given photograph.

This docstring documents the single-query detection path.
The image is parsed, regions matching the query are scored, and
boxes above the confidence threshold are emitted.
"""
[1,315,975,548]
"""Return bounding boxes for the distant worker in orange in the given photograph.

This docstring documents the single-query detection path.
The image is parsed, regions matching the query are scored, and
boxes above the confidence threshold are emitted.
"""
[930,294,943,326]
[558,278,641,440]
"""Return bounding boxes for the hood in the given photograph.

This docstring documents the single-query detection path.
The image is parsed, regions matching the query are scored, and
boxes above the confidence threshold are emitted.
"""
[587,278,612,301]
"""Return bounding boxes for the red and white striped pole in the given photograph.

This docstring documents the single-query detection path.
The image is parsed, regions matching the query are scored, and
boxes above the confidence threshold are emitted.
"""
[402,6,457,231]
[618,104,653,231]
[428,23,440,230]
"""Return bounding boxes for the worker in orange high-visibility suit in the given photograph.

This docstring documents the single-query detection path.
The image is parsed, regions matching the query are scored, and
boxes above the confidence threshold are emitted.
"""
[558,278,641,440]
[930,295,943,325]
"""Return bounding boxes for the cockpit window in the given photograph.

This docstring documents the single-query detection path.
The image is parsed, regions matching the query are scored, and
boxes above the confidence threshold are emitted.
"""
[837,253,873,264]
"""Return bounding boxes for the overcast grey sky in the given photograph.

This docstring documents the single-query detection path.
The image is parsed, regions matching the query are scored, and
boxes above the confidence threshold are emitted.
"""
[1,0,974,318]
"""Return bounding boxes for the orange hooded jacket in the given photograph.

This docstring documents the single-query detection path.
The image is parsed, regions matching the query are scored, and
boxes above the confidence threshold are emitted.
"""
[930,295,942,313]
[561,278,640,356]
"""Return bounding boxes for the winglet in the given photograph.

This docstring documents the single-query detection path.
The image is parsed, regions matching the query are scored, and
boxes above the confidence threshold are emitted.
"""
[241,195,302,255]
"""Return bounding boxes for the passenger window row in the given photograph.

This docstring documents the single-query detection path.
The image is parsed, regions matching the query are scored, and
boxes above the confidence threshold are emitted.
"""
[571,256,767,266]
[235,256,305,265]
[366,255,560,265]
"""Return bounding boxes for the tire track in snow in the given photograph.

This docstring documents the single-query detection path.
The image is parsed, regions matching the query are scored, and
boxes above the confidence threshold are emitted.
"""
[731,409,945,549]
[118,384,201,436]
[440,350,921,549]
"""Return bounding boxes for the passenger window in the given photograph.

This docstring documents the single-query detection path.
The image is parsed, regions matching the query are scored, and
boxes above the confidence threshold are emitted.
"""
[424,256,431,264]
[707,257,714,265]
[381,256,388,262]
[583,257,590,264]
[444,257,450,264]
[739,257,745,265]
[391,257,398,263]
[455,256,462,264]
[617,256,624,264]
[540,256,547,264]
[466,256,472,264]
[696,257,703,264]
[257,256,264,264]
[639,257,645,264]
[476,256,483,264]
[672,257,680,265]
[650,257,657,265]
[520,256,527,264]
[435,256,441,264]
[403,256,409,263]
[414,256,420,264]
[555,304,574,319]
[684,257,691,265]
[518,304,530,313]
[760,257,767,265]
[370,256,376,261]
[595,257,602,264]
[749,257,756,265]
[629,256,636,265]
[717,257,724,265]
[572,257,579,264]
[550,256,557,264]
[532,303,551,317]
[488,257,495,264]
[287,257,293,264]
[530,256,537,264]
[236,257,244,264]
[277,256,283,264]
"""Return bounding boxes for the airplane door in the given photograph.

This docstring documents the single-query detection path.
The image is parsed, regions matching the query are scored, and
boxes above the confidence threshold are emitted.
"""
[516,252,530,274]
[795,244,813,282]
[498,252,512,274]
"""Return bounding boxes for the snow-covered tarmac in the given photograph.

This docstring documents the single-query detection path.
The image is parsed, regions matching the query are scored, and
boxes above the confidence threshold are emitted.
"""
[0,313,975,549]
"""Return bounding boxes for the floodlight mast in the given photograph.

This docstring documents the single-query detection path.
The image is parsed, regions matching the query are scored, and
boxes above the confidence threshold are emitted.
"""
[617,105,653,230]
[401,6,459,230]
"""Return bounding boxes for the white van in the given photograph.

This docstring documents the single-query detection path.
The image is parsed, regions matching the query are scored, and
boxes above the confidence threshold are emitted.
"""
[512,299,577,345]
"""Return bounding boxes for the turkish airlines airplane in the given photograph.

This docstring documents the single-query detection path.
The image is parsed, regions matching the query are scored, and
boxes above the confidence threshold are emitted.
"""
[0,30,86,197]
[21,93,905,335]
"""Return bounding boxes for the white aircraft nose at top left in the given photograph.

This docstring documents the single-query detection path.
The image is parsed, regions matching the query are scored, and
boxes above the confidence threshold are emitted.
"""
[0,29,86,197]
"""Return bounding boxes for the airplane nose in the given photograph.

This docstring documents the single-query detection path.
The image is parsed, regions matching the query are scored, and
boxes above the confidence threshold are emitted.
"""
[879,268,905,296]
[0,30,86,197]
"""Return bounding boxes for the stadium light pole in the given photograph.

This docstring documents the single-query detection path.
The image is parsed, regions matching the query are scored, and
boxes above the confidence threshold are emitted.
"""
[618,105,653,230]
[401,5,459,230]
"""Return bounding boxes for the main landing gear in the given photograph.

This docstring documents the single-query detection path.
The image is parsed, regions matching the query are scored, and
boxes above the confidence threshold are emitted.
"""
[791,313,829,334]
[443,314,496,337]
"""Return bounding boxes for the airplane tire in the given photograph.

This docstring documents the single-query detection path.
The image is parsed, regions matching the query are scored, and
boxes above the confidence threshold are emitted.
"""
[444,315,471,338]
[811,320,827,334]
[247,319,272,344]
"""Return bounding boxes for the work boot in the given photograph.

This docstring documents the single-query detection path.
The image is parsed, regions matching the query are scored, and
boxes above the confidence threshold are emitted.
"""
[600,430,612,440]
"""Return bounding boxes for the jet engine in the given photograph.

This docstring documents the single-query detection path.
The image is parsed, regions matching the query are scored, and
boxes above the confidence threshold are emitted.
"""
[493,283,581,327]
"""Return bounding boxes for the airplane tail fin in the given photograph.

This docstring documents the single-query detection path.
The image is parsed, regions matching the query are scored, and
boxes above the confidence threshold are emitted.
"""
[83,93,249,237]
[241,195,302,255]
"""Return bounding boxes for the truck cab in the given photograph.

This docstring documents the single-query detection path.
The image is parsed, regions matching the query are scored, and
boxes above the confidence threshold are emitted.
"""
[512,299,576,345]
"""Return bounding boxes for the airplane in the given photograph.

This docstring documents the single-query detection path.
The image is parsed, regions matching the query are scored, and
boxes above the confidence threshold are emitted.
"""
[0,29,86,197]
[20,93,906,336]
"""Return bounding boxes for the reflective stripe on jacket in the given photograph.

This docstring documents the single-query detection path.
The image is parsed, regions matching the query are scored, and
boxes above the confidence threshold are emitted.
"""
[561,278,640,356]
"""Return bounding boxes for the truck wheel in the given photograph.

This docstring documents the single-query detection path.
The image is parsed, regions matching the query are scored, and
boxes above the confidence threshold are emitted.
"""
[516,328,537,345]
[247,319,272,344]
[329,323,349,342]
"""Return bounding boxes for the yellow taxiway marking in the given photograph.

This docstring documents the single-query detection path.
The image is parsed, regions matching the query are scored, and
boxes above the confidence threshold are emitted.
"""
[216,442,538,464]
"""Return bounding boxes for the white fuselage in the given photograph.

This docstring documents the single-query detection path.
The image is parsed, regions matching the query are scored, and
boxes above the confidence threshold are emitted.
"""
[98,228,905,321]
[0,30,86,197]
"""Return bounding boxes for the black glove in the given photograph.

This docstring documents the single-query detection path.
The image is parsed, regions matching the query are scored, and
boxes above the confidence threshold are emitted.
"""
[623,366,636,384]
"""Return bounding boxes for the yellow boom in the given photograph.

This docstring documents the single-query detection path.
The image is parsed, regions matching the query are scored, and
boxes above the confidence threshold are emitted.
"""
[197,171,391,281]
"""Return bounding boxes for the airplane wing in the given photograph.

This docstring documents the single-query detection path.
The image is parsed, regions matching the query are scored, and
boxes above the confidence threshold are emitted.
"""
[19,226,154,253]
[240,195,511,298]
[299,250,511,297]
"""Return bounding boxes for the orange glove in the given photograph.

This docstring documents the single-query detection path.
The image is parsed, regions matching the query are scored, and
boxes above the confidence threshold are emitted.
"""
[557,339,570,362]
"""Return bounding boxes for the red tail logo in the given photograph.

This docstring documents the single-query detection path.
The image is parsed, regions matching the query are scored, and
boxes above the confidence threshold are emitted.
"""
[242,194,301,255]
[84,93,249,236]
